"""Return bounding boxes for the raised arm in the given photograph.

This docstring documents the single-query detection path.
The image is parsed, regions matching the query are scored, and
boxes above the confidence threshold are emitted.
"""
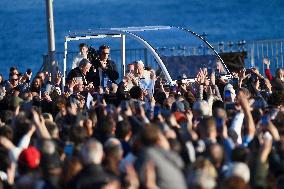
[263,58,273,81]
[31,109,51,139]
[237,91,256,139]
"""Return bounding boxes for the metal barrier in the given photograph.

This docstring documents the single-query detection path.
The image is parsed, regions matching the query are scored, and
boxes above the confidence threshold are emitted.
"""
[46,39,284,78]
[211,39,284,75]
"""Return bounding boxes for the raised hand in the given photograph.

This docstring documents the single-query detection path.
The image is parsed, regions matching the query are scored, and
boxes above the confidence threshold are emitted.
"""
[196,69,205,85]
[238,69,247,80]
[260,132,273,162]
[31,109,51,139]
[263,58,270,68]
[55,72,62,85]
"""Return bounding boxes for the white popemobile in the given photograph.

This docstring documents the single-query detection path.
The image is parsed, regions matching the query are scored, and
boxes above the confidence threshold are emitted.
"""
[62,26,232,89]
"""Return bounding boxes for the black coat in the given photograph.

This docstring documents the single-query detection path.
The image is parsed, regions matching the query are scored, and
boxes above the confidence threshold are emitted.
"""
[271,78,284,91]
[68,164,112,189]
[66,67,88,86]
[87,59,119,88]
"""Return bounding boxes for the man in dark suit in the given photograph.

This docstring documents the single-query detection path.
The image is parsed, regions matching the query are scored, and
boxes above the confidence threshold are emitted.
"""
[66,58,92,86]
[87,45,119,88]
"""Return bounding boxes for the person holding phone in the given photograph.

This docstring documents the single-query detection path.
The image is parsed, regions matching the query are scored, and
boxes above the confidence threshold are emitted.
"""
[223,83,236,103]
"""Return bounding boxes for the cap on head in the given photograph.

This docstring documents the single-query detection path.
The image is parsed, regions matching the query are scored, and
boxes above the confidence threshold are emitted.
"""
[18,146,41,169]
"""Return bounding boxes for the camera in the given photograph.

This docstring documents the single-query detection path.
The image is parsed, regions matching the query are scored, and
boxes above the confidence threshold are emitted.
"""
[153,105,161,118]
[245,68,253,75]
[26,68,32,75]
[87,46,99,64]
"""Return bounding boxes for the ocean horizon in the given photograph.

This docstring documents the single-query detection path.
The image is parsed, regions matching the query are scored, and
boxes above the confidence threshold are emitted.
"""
[1,0,284,78]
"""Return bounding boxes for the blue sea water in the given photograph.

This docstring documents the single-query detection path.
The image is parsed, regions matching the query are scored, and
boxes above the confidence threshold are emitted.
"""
[0,0,284,78]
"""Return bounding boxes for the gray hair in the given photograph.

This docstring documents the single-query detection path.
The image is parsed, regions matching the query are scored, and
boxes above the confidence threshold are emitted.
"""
[104,138,123,160]
[135,60,144,67]
[225,162,250,183]
[41,139,56,154]
[79,58,91,67]
[81,139,103,165]
[187,170,216,189]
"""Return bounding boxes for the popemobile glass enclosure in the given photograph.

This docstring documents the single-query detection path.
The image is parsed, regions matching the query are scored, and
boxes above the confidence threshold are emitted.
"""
[62,26,231,86]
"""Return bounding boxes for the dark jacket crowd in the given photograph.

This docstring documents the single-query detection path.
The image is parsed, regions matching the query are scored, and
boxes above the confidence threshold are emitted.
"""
[0,56,284,189]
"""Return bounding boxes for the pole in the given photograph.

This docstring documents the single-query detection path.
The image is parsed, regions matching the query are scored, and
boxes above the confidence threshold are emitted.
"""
[45,0,56,82]
[121,34,126,77]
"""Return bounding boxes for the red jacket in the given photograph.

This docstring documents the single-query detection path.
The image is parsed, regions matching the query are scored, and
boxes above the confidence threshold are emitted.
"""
[265,68,273,81]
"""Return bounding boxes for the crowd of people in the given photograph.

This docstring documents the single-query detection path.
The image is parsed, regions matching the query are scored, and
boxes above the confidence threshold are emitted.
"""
[0,43,284,189]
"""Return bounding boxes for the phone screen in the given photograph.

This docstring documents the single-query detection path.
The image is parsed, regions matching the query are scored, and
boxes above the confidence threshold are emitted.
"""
[225,103,236,110]
[261,115,270,125]
[64,144,74,156]
[224,90,231,99]
[154,105,161,117]
[216,118,223,128]
[232,78,238,86]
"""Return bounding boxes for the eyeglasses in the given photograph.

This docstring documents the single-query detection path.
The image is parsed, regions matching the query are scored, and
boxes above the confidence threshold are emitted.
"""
[12,78,18,81]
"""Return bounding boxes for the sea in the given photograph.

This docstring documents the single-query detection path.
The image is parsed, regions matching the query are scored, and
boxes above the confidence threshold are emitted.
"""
[0,0,284,78]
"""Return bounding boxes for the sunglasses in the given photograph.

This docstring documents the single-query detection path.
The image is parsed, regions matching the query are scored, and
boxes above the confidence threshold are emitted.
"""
[12,78,19,81]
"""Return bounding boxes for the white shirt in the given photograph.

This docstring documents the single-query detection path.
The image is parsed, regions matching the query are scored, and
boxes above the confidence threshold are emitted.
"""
[137,70,155,97]
[71,53,87,69]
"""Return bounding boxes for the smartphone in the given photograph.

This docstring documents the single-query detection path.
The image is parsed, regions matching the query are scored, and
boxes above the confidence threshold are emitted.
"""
[96,94,103,104]
[216,118,223,128]
[64,143,74,156]
[225,103,236,110]
[261,115,270,125]
[106,105,114,114]
[153,105,161,117]
[120,101,129,112]
[224,90,231,101]
[245,68,252,75]
[232,78,239,86]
